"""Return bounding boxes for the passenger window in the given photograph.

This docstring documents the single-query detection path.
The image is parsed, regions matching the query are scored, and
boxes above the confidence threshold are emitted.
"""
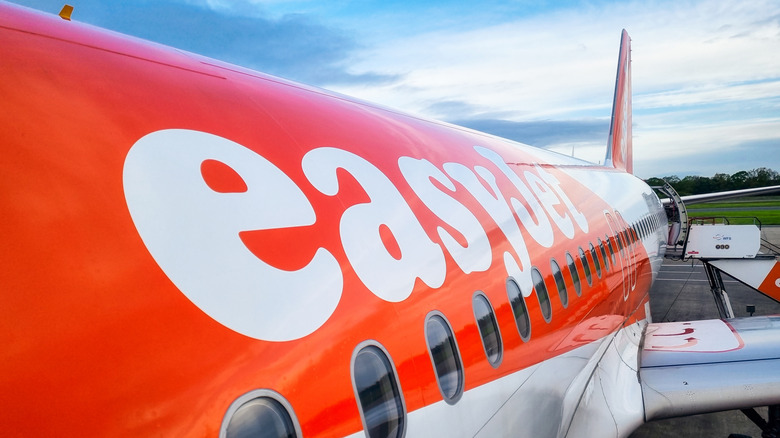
[352,343,406,438]
[578,247,593,286]
[507,278,531,341]
[598,238,609,272]
[531,267,552,322]
[616,232,625,258]
[472,293,503,367]
[566,252,582,296]
[425,313,464,404]
[589,243,602,279]
[223,390,301,438]
[605,234,616,265]
[550,259,568,308]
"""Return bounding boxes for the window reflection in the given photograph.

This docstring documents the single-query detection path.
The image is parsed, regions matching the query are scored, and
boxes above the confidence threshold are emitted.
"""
[473,293,502,366]
[550,259,568,308]
[353,345,405,438]
[578,247,593,286]
[532,267,552,322]
[225,397,297,438]
[598,238,610,272]
[426,314,464,403]
[589,243,602,279]
[507,278,531,341]
[616,232,625,258]
[605,234,617,266]
[566,252,582,297]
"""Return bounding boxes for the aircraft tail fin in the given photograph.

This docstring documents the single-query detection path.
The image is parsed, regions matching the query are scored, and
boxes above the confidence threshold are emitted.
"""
[604,29,633,174]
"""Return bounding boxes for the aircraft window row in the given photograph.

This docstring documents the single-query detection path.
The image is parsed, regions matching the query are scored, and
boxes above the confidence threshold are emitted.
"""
[425,312,465,404]
[222,218,659,438]
[221,389,302,438]
[352,342,407,438]
[638,216,651,239]
[473,293,503,367]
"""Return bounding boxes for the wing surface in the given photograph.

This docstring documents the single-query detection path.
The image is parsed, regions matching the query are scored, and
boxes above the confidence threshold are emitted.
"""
[678,185,780,205]
[640,316,780,421]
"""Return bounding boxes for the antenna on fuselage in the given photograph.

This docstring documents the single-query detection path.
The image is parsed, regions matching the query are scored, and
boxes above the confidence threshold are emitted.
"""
[59,4,74,21]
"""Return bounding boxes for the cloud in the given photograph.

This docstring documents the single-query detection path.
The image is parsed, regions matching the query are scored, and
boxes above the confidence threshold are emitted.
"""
[633,115,780,177]
[10,0,400,86]
[449,118,609,148]
[637,138,780,178]
[328,0,780,178]
[636,80,780,110]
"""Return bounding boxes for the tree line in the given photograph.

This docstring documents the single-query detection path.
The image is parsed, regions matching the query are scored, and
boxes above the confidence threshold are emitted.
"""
[644,167,780,196]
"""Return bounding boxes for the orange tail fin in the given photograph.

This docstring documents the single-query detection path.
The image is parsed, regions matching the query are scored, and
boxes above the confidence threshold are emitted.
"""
[605,29,632,174]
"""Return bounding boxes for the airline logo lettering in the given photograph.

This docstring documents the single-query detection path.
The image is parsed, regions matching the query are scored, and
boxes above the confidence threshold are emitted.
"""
[123,129,589,341]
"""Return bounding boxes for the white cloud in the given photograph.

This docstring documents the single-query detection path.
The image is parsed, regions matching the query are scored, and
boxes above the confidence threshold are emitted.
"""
[636,81,780,110]
[327,0,780,177]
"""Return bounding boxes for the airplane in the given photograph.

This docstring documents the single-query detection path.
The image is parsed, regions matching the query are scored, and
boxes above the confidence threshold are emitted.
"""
[2,2,780,437]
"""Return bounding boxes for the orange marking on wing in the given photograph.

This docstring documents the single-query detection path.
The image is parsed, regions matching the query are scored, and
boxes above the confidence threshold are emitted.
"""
[652,337,698,350]
[654,328,694,336]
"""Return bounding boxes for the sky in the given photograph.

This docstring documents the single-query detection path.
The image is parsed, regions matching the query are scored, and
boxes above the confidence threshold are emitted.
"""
[8,0,780,179]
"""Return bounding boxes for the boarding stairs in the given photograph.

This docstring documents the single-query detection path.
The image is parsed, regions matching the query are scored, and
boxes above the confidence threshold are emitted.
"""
[656,182,780,318]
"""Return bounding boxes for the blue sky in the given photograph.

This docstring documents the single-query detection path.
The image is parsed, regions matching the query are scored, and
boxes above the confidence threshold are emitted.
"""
[9,0,780,178]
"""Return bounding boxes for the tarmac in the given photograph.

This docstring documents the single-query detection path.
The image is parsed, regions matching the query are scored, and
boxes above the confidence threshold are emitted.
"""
[629,226,780,438]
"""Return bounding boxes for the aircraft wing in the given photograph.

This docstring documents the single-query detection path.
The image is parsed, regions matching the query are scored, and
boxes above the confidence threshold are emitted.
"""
[640,316,780,421]
[660,184,780,206]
